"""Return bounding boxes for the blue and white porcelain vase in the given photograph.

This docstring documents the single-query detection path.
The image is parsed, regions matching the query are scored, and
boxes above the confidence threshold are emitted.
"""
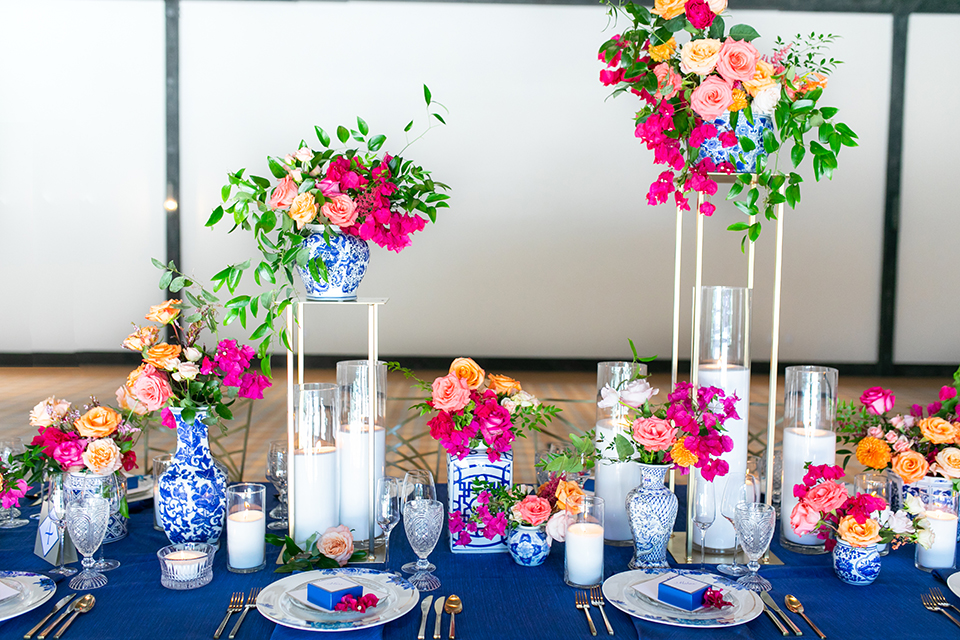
[626,464,677,569]
[698,113,774,173]
[832,541,881,585]
[447,447,512,553]
[157,407,227,547]
[64,471,127,544]
[507,524,551,567]
[296,224,370,301]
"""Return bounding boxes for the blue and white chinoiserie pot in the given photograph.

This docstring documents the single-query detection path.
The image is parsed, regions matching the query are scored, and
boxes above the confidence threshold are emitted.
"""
[698,113,774,173]
[296,224,370,301]
[64,471,128,544]
[157,407,227,548]
[447,446,513,553]
[832,541,881,585]
[507,525,551,567]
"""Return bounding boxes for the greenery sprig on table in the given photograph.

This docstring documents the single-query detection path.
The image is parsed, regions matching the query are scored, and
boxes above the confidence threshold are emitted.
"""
[265,533,367,574]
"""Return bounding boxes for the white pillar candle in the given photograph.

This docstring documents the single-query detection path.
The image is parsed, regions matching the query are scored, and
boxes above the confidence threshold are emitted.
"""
[594,419,640,542]
[917,510,959,569]
[293,447,339,546]
[566,522,604,586]
[337,426,385,542]
[165,550,206,581]
[780,427,836,544]
[693,364,750,550]
[227,509,266,570]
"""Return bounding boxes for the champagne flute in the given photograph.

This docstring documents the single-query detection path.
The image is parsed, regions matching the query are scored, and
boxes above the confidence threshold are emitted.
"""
[402,498,443,591]
[375,476,402,571]
[66,494,111,590]
[734,502,776,592]
[717,472,760,576]
[266,440,288,530]
[46,473,77,576]
[693,479,716,571]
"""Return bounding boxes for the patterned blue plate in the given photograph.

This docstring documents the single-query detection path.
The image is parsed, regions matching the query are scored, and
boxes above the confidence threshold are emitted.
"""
[256,568,419,632]
[0,571,57,623]
[602,568,763,628]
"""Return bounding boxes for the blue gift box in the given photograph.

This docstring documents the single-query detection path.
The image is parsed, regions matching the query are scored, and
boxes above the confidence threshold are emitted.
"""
[658,574,708,611]
[306,577,364,610]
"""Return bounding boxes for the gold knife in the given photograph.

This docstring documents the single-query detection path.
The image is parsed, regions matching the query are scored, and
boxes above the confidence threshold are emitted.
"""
[433,596,446,640]
[417,596,434,640]
[760,592,802,636]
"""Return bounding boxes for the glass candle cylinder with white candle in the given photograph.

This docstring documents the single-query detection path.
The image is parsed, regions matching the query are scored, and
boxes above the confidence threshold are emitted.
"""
[854,472,892,556]
[779,365,838,554]
[595,361,644,545]
[694,286,751,553]
[565,496,605,588]
[916,480,959,571]
[337,360,386,546]
[226,483,266,573]
[291,383,340,547]
[152,454,172,532]
[157,543,215,590]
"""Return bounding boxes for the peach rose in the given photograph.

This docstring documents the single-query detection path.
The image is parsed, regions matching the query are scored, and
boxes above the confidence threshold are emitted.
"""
[742,59,776,97]
[892,450,930,485]
[122,325,160,352]
[268,175,298,210]
[320,194,358,227]
[690,76,734,121]
[837,514,882,548]
[74,406,122,438]
[790,501,820,536]
[116,384,147,416]
[679,38,722,76]
[919,417,958,445]
[318,524,354,566]
[145,299,181,324]
[631,417,677,452]
[288,192,318,229]
[707,0,726,12]
[653,63,682,101]
[144,343,182,370]
[82,438,123,475]
[933,447,960,479]
[449,358,485,390]
[555,480,584,514]
[431,373,471,412]
[131,364,174,412]
[716,38,760,83]
[29,396,71,427]
[803,480,848,513]
[651,0,686,20]
[487,374,522,396]
[516,495,552,526]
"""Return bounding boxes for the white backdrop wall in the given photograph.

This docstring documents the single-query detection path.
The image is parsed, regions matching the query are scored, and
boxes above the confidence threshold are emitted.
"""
[0,1,947,365]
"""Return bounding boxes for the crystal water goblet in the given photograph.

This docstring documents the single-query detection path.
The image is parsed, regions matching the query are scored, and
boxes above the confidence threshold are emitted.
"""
[376,476,402,571]
[66,494,111,590]
[718,472,760,577]
[95,472,121,571]
[734,502,776,592]
[402,498,443,591]
[46,473,77,576]
[693,479,716,571]
[266,440,288,530]
[401,470,437,573]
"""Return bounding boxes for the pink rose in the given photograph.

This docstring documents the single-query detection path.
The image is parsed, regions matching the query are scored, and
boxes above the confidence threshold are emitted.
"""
[268,175,298,210]
[716,38,760,83]
[690,76,733,121]
[866,426,884,439]
[860,386,895,415]
[545,510,574,543]
[893,435,912,453]
[516,495,552,527]
[802,480,848,513]
[320,194,359,227]
[790,501,820,536]
[318,178,342,197]
[52,440,85,471]
[431,373,471,413]
[653,63,681,101]
[318,525,354,567]
[631,417,677,452]
[131,364,173,412]
[884,430,898,444]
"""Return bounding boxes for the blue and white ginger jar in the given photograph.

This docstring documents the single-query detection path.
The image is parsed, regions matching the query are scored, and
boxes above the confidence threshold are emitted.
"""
[698,113,773,173]
[507,525,551,567]
[832,541,881,585]
[447,447,513,553]
[296,224,370,301]
[626,464,677,570]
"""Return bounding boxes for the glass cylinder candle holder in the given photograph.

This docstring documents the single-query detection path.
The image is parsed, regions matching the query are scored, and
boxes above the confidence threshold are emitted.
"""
[594,361,645,545]
[565,496,605,588]
[152,454,172,532]
[158,543,215,590]
[915,480,959,571]
[854,472,892,556]
[693,286,751,554]
[227,483,266,573]
[291,383,339,547]
[779,366,838,554]
[337,360,386,545]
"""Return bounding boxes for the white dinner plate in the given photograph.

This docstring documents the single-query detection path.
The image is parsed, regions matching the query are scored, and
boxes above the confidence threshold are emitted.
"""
[947,571,960,598]
[0,571,57,623]
[602,569,764,629]
[256,568,419,632]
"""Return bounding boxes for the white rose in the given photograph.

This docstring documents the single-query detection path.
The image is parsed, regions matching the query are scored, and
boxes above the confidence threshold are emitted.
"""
[620,379,658,408]
[177,361,200,381]
[294,147,313,162]
[752,85,781,115]
[917,525,936,550]
[183,347,202,362]
[597,384,620,409]
[884,510,915,535]
[904,493,925,516]
[545,511,574,543]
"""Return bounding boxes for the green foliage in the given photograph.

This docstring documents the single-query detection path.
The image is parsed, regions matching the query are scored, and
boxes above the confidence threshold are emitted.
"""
[265,533,367,574]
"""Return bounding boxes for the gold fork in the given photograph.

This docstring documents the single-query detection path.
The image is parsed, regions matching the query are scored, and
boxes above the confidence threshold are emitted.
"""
[228,588,261,639]
[590,587,614,635]
[921,593,960,629]
[214,592,243,639]
[576,591,597,637]
[930,588,960,616]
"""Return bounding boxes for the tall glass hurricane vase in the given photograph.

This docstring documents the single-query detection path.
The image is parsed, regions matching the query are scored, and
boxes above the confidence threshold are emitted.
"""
[595,361,645,546]
[157,407,228,547]
[694,286,750,554]
[290,384,339,547]
[626,464,677,569]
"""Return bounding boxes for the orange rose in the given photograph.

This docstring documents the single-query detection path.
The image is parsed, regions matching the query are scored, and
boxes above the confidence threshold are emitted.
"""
[648,37,677,63]
[81,438,123,475]
[679,38,722,76]
[892,450,930,484]
[487,374,522,396]
[449,357,485,390]
[555,480,584,514]
[651,0,686,20]
[837,514,882,548]
[145,299,181,324]
[801,72,828,93]
[74,406,122,438]
[122,325,160,352]
[288,192,318,229]
[144,343,182,370]
[742,59,776,97]
[919,417,959,444]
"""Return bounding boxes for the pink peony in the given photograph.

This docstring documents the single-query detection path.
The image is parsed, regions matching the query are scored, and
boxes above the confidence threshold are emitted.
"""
[690,76,733,121]
[803,480,848,513]
[131,364,173,412]
[516,495,552,527]
[790,501,821,536]
[860,386,895,415]
[431,373,471,413]
[52,440,85,471]
[632,417,677,452]
[268,175,298,210]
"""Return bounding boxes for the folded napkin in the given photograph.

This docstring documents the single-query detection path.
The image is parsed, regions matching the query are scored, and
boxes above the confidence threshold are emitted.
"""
[270,624,383,640]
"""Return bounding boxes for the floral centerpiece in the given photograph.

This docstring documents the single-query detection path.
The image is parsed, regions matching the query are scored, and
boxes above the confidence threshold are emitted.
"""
[266,525,367,574]
[598,0,857,245]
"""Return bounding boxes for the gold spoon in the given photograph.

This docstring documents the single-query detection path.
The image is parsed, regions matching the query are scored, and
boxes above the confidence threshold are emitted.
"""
[444,594,462,640]
[784,594,825,639]
[53,594,95,639]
